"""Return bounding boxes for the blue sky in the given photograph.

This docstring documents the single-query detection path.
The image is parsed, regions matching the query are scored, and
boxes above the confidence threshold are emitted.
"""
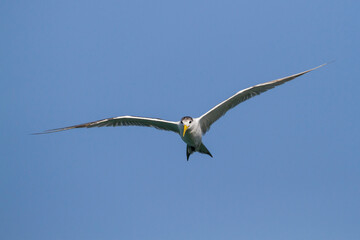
[1,0,359,239]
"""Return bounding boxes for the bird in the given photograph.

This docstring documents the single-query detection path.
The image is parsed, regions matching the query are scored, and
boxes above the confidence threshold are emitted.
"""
[34,63,327,160]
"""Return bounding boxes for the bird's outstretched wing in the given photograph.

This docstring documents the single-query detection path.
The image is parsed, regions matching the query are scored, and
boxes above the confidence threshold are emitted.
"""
[198,63,327,134]
[33,116,180,134]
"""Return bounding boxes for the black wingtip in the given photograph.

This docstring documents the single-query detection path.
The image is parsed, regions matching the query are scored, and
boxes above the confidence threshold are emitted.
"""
[311,61,334,71]
[31,125,79,135]
[31,129,61,135]
[30,131,53,135]
[30,132,43,135]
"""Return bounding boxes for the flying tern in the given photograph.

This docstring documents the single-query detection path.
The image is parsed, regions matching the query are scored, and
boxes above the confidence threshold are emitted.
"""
[35,64,326,160]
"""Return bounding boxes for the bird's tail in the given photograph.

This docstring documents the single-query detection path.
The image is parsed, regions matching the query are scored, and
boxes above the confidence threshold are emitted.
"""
[186,145,196,161]
[198,143,213,158]
[186,143,213,160]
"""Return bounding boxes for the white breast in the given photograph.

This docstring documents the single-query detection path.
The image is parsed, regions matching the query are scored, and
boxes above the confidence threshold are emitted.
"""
[179,119,203,148]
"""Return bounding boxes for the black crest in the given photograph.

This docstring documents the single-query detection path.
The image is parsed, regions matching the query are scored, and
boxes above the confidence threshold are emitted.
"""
[181,116,193,122]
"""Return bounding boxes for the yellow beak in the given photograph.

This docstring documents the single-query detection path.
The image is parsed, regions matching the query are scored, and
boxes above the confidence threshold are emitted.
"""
[183,125,188,137]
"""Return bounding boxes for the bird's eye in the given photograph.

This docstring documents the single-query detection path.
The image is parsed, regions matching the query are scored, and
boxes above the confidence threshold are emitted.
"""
[181,121,183,124]
[189,121,192,124]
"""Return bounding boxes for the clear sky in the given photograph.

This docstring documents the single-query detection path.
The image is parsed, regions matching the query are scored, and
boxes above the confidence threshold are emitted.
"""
[1,0,359,239]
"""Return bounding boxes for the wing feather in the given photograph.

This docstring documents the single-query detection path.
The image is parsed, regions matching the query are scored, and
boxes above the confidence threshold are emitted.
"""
[198,63,327,133]
[34,116,180,134]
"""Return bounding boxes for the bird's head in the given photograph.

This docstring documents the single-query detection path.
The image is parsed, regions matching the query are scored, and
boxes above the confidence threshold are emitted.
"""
[180,116,193,137]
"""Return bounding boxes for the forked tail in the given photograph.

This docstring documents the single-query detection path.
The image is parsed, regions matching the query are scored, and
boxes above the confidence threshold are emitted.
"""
[186,143,213,161]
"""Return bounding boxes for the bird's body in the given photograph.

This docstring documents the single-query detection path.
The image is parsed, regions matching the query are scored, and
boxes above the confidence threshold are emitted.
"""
[178,117,211,160]
[35,64,327,160]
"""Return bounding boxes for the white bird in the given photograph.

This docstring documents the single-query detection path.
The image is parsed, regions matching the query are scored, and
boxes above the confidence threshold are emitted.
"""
[35,64,326,160]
